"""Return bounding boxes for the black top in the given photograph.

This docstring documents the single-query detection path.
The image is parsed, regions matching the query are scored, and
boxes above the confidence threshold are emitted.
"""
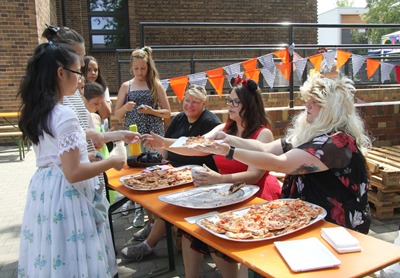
[281,132,371,234]
[165,109,221,171]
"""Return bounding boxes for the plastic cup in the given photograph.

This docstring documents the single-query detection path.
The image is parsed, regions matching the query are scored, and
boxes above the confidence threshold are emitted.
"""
[191,166,206,186]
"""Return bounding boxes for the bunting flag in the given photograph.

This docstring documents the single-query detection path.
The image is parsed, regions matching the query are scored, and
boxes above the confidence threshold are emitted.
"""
[323,50,337,71]
[188,72,208,87]
[260,68,276,89]
[189,77,208,88]
[206,68,225,96]
[276,62,292,82]
[395,66,400,84]
[352,54,366,76]
[258,54,275,73]
[366,58,381,80]
[273,48,290,63]
[309,54,324,72]
[241,58,258,71]
[161,47,398,100]
[223,63,241,75]
[293,58,308,80]
[244,69,261,83]
[160,79,169,92]
[169,76,188,102]
[381,62,395,83]
[336,50,352,70]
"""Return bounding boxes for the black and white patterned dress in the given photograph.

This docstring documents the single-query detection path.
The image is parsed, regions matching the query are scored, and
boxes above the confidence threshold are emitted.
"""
[124,81,164,135]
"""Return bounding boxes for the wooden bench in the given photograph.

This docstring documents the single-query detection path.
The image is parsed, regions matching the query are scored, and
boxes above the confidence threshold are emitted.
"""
[0,130,26,160]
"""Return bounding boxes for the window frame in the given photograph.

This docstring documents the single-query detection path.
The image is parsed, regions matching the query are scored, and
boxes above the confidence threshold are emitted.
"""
[87,0,130,51]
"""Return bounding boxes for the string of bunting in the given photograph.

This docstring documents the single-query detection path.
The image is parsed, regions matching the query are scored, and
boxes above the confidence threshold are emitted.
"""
[160,47,400,102]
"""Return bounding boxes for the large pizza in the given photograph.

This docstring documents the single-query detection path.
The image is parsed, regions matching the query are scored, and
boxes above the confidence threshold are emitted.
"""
[199,199,325,241]
[120,166,192,190]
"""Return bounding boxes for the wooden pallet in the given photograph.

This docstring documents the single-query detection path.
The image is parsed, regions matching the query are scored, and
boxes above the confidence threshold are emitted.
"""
[367,146,400,188]
[368,191,400,220]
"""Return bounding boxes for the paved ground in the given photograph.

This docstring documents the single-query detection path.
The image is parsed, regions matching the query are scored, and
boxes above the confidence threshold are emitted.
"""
[0,145,399,278]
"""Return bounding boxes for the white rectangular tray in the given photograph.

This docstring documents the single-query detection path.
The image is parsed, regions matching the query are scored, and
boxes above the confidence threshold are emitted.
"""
[274,237,341,272]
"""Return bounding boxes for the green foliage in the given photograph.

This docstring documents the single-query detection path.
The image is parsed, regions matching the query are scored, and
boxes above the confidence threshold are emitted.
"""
[362,0,400,43]
[336,0,354,7]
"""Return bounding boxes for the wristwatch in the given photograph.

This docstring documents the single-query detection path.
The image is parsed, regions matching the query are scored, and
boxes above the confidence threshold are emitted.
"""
[225,146,235,160]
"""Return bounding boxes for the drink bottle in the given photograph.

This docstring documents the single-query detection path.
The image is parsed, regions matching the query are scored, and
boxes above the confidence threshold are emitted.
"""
[129,124,142,156]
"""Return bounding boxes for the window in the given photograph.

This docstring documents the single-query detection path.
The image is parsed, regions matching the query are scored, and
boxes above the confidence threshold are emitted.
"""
[88,0,129,50]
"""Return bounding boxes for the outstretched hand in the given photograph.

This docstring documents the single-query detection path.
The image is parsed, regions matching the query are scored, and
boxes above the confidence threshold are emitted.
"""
[193,141,230,156]
[120,130,142,144]
[207,131,230,143]
[142,132,165,149]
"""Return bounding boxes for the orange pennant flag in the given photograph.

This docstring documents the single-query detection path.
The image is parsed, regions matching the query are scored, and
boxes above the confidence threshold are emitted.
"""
[336,50,352,70]
[206,67,224,77]
[207,75,226,96]
[308,54,324,72]
[276,62,292,82]
[241,58,258,71]
[273,48,290,63]
[206,68,225,96]
[366,58,381,80]
[244,69,261,83]
[169,76,188,102]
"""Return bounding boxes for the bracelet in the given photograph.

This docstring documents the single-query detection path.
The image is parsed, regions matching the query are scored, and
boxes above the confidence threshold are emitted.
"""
[225,146,235,160]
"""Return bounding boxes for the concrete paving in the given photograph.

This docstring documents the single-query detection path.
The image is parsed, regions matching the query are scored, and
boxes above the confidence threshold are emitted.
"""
[0,145,398,278]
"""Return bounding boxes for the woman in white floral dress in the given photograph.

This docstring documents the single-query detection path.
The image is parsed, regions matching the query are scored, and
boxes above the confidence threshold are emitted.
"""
[17,43,134,277]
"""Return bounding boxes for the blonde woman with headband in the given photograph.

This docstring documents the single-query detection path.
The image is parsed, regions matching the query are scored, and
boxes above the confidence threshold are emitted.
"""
[196,74,372,235]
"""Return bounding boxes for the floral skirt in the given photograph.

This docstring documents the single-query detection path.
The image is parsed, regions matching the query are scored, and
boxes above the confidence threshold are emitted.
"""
[18,167,117,278]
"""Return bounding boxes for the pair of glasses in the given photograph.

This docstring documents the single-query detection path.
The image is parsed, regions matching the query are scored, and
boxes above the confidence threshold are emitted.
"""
[63,67,84,79]
[225,98,241,107]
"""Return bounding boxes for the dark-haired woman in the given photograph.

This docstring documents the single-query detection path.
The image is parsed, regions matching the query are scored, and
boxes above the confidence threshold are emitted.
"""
[17,43,131,277]
[144,77,281,277]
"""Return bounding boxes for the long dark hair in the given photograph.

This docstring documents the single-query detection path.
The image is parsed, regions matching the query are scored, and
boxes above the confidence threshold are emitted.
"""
[17,43,78,144]
[81,56,108,91]
[225,77,272,138]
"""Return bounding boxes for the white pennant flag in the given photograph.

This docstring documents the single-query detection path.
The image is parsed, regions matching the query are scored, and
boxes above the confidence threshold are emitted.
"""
[380,62,395,83]
[189,78,208,88]
[260,68,276,89]
[352,54,366,76]
[223,63,241,75]
[188,72,208,87]
[323,50,337,71]
[293,58,308,80]
[160,79,169,91]
[258,54,275,73]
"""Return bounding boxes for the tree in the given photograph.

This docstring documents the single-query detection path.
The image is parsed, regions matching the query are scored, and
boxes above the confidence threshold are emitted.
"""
[362,0,400,43]
[336,0,354,7]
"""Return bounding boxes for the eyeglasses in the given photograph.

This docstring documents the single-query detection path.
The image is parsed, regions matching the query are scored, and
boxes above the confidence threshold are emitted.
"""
[225,97,241,107]
[63,67,84,79]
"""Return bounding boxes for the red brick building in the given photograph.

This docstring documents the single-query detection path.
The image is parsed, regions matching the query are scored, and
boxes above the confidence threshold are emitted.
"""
[0,0,318,113]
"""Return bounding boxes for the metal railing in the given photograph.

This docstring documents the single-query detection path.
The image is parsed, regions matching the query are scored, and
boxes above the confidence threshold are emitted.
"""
[116,22,400,107]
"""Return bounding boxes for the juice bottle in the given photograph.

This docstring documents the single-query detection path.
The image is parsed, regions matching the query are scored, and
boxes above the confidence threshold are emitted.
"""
[129,124,142,156]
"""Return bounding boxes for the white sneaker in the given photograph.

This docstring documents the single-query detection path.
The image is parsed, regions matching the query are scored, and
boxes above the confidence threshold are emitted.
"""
[133,208,145,227]
[121,201,131,216]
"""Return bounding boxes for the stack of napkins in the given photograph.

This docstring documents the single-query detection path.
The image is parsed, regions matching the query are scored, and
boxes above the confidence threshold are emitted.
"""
[321,227,362,253]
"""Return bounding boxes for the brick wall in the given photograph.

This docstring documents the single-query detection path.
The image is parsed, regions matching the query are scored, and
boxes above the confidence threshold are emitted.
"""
[60,0,318,94]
